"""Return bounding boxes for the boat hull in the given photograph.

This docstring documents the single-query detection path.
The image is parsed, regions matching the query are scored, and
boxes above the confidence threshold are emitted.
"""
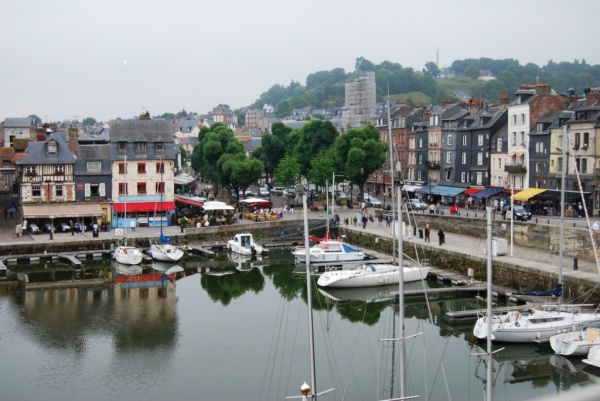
[583,345,600,368]
[549,328,600,356]
[227,233,263,256]
[150,243,184,262]
[114,246,143,265]
[473,309,600,343]
[317,264,430,288]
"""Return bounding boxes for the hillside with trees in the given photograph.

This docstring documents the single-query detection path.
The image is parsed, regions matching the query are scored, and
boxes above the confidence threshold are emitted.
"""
[249,57,600,116]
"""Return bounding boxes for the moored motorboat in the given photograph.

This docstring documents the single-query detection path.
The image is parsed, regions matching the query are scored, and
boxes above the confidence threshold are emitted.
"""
[316,262,430,288]
[114,238,143,265]
[292,238,365,265]
[227,233,263,256]
[583,345,600,369]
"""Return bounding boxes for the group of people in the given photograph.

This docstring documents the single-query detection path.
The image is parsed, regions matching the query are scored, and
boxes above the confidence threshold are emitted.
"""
[423,224,445,245]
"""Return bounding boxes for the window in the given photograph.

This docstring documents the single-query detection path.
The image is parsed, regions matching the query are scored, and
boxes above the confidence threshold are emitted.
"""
[461,172,466,182]
[55,184,63,197]
[477,152,483,165]
[418,154,422,164]
[461,152,466,164]
[156,181,165,194]
[520,132,525,145]
[497,137,503,151]
[536,163,541,173]
[417,170,422,180]
[54,165,65,175]
[118,142,127,152]
[448,135,453,146]
[137,182,147,194]
[537,123,543,133]
[476,172,483,185]
[119,183,128,195]
[85,183,105,197]
[497,157,502,169]
[156,162,165,174]
[512,115,517,125]
[32,185,41,197]
[446,152,451,164]
[25,166,37,176]
[119,163,125,174]
[580,158,588,174]
[156,142,164,152]
[512,132,517,146]
[536,142,544,153]
[521,113,525,124]
[135,142,147,152]
[446,170,451,180]
[137,163,146,174]
[87,162,101,173]
[419,138,423,148]
[575,132,581,149]
[462,135,467,146]
[583,132,589,149]
[559,135,563,148]
[409,138,415,149]
[47,140,57,154]
[558,157,563,172]
[478,134,483,146]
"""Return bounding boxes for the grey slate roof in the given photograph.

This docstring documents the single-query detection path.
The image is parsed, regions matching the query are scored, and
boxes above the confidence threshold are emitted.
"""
[109,120,174,143]
[4,117,34,128]
[17,132,76,165]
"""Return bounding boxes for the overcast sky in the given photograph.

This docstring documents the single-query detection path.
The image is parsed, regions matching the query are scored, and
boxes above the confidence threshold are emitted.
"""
[2,0,598,123]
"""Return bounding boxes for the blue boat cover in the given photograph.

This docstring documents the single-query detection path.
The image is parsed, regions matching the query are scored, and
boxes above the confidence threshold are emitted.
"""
[342,244,361,253]
[160,232,172,243]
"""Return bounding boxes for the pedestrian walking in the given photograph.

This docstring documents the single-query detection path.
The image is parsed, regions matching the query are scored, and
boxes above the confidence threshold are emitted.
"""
[437,227,445,246]
[386,215,391,227]
[425,224,430,242]
[344,217,349,226]
[70,220,74,236]
[362,215,368,229]
[130,220,136,232]
[353,217,357,227]
[369,214,374,227]
[378,214,383,227]
[429,203,435,214]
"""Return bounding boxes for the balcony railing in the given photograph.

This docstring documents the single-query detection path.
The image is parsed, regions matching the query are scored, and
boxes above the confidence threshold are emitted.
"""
[504,164,527,174]
[427,161,441,169]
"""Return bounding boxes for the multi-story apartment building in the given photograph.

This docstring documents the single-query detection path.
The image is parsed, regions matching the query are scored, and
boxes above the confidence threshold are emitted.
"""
[212,104,237,128]
[342,71,376,129]
[109,115,178,229]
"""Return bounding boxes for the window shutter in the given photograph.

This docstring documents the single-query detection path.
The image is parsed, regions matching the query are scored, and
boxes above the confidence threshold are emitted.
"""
[85,183,90,197]
[99,183,105,197]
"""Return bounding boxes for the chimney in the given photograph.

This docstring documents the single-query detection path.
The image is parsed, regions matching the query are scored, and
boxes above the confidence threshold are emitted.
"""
[140,111,151,120]
[535,83,551,96]
[498,92,509,110]
[68,125,79,151]
[585,89,600,107]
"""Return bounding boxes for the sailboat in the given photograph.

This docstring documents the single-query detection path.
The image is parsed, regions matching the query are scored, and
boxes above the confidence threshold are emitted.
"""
[316,121,429,289]
[149,157,184,262]
[473,126,600,343]
[114,155,144,265]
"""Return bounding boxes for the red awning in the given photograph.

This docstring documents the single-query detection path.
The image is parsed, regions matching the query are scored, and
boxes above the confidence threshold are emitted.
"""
[112,201,175,213]
[464,188,483,195]
[174,196,204,207]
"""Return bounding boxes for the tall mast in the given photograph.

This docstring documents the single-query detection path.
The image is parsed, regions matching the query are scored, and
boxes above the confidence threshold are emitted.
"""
[558,124,567,308]
[387,93,396,263]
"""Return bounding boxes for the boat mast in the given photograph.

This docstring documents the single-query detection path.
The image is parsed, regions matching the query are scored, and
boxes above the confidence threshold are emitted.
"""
[388,94,396,263]
[302,192,318,398]
[397,187,405,398]
[160,155,163,235]
[558,124,567,308]
[485,207,493,401]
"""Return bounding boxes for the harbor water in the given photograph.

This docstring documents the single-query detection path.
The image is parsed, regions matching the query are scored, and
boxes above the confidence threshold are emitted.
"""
[0,248,598,401]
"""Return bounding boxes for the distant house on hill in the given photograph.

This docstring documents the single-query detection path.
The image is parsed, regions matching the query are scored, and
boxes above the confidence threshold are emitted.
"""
[452,91,471,101]
[437,68,456,79]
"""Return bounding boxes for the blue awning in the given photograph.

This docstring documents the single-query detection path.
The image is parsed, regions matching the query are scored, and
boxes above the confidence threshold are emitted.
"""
[415,185,465,197]
[471,187,504,199]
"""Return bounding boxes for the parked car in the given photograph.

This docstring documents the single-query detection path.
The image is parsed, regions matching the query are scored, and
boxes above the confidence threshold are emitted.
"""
[283,188,296,199]
[407,199,428,211]
[42,223,54,233]
[258,188,270,197]
[336,191,348,200]
[362,192,371,202]
[503,205,532,221]
[270,187,285,196]
[57,222,71,232]
[28,223,40,234]
[367,197,383,208]
[244,190,255,198]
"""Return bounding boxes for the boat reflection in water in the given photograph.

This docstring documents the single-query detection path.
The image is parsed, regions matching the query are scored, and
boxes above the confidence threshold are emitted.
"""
[227,252,264,271]
[113,261,179,301]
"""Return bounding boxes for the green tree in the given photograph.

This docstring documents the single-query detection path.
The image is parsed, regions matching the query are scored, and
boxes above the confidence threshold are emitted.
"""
[292,120,338,178]
[28,114,41,125]
[257,122,291,185]
[82,117,97,126]
[274,156,301,188]
[335,125,387,197]
[307,149,338,189]
[424,61,440,77]
[220,154,264,204]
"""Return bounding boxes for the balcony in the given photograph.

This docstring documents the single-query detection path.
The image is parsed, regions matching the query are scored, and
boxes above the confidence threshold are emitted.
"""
[504,163,527,174]
[427,161,441,169]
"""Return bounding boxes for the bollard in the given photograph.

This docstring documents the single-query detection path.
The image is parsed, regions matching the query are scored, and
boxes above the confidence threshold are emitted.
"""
[536,218,538,223]
[574,258,578,270]
[548,220,550,225]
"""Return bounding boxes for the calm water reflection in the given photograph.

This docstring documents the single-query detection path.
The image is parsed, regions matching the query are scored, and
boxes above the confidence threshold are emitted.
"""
[0,249,598,401]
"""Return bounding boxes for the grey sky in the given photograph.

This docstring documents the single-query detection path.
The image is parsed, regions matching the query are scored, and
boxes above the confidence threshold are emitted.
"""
[2,0,597,123]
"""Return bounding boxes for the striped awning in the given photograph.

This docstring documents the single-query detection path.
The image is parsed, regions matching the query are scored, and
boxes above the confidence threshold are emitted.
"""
[23,203,104,219]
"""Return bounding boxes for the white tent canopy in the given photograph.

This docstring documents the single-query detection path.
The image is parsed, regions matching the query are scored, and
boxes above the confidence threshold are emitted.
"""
[201,201,234,211]
[174,174,196,185]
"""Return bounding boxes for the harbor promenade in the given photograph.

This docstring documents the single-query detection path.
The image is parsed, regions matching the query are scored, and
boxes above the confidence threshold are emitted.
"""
[1,202,600,290]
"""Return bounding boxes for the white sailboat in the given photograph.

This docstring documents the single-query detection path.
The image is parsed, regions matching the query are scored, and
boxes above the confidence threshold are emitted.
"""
[473,126,600,343]
[550,327,600,356]
[149,157,184,262]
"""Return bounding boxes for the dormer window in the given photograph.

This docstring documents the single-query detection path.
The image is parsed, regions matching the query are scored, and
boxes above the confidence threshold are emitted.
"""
[156,142,164,152]
[47,140,57,154]
[118,142,127,152]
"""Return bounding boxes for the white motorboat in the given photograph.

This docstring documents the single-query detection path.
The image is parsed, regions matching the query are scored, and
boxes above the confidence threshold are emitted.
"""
[583,344,600,369]
[550,327,600,356]
[316,262,430,288]
[227,233,263,256]
[292,238,364,265]
[114,238,143,265]
[473,306,600,343]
